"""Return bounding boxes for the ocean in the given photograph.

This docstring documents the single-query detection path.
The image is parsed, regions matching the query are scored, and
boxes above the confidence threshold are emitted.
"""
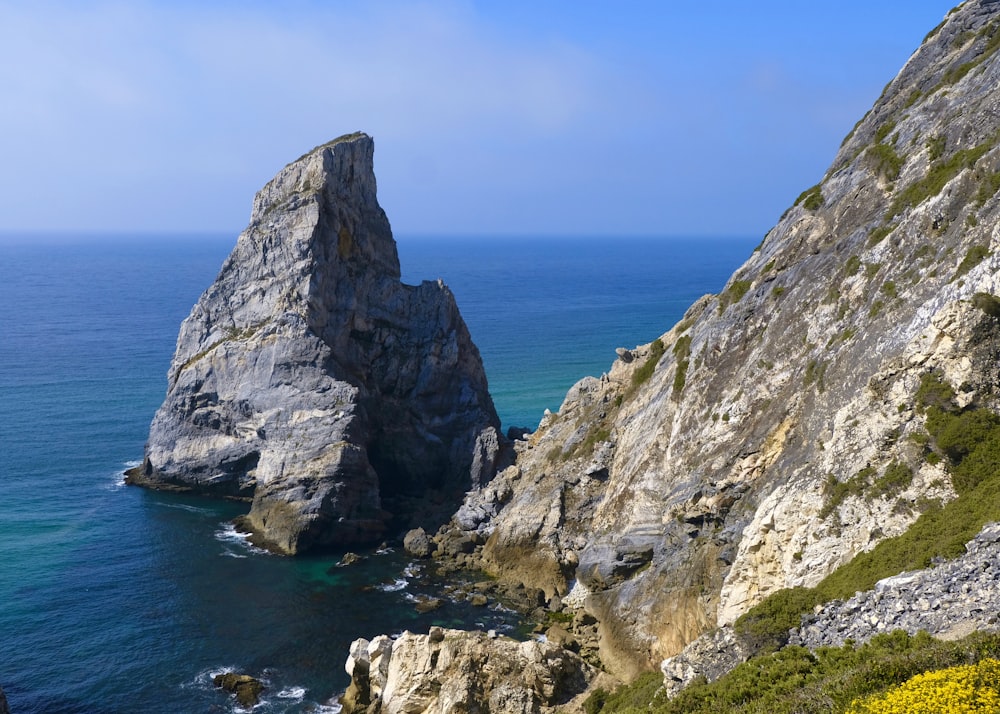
[0,234,754,713]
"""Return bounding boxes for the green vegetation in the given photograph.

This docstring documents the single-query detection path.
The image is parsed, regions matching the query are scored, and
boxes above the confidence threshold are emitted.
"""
[672,335,692,396]
[771,286,786,299]
[953,244,991,281]
[975,170,1000,206]
[180,322,266,372]
[718,280,753,313]
[864,262,882,280]
[867,224,894,247]
[890,141,994,216]
[973,292,1000,319]
[869,144,904,182]
[934,19,1000,92]
[848,658,1000,713]
[631,338,665,389]
[926,135,946,161]
[880,281,898,300]
[794,184,824,211]
[587,631,1000,714]
[873,121,896,144]
[844,255,862,276]
[803,359,827,393]
[729,371,1000,653]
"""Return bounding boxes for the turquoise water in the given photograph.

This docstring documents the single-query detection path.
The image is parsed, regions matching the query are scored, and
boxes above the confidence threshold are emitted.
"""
[0,234,754,712]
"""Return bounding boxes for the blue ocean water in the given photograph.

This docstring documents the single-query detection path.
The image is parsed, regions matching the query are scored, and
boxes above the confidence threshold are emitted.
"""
[0,234,754,713]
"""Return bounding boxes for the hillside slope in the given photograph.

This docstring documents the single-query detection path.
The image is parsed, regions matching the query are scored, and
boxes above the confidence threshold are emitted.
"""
[463,0,1000,680]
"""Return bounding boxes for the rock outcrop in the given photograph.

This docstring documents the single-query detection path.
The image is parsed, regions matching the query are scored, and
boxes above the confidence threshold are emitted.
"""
[0,685,10,714]
[128,133,501,554]
[661,521,1000,696]
[341,628,593,714]
[450,0,1000,682]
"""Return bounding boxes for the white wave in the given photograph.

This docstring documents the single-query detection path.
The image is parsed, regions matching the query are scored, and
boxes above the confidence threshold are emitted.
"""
[375,545,394,555]
[215,523,269,556]
[376,578,408,592]
[402,562,421,578]
[276,686,307,700]
[311,702,343,714]
[160,502,214,515]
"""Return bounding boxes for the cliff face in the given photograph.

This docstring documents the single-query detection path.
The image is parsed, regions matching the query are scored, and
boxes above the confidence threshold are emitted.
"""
[463,0,1000,679]
[129,133,502,554]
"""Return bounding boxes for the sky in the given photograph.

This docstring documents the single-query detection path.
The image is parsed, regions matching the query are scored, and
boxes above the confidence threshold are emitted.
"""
[0,1,957,239]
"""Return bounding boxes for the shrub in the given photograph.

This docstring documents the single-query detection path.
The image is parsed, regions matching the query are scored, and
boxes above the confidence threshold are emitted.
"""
[891,142,993,216]
[631,338,665,388]
[870,144,904,182]
[953,244,991,280]
[672,334,692,395]
[718,279,753,313]
[926,135,946,161]
[845,255,862,276]
[974,170,1000,206]
[868,224,895,247]
[847,659,1000,713]
[973,292,1000,318]
[795,184,825,211]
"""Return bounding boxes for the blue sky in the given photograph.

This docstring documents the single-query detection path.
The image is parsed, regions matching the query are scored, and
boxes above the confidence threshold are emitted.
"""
[0,1,955,238]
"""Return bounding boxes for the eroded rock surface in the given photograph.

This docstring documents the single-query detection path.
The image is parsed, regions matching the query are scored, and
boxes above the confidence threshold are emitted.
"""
[452,0,1000,681]
[342,628,593,714]
[129,133,501,553]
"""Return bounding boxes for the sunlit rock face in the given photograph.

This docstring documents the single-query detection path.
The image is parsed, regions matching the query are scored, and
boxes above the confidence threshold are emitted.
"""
[130,132,501,554]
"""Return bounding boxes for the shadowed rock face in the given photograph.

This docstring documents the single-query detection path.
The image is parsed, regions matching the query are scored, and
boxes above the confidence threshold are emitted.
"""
[129,133,501,554]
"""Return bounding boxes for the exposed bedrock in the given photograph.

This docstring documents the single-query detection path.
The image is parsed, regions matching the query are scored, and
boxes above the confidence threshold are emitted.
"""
[129,132,502,554]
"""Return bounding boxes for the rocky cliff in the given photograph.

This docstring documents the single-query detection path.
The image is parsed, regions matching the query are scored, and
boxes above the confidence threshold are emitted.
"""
[129,133,502,554]
[448,0,1000,683]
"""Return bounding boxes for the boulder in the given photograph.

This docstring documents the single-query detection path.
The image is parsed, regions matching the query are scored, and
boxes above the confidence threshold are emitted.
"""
[402,527,432,558]
[213,672,264,708]
[341,628,594,714]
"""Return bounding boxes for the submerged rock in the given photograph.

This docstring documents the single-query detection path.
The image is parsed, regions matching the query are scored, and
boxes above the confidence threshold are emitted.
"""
[129,133,501,554]
[213,672,264,708]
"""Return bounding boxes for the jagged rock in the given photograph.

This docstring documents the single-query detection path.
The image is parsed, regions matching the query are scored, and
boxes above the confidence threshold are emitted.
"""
[402,527,433,558]
[341,629,594,714]
[213,672,264,708]
[338,551,365,566]
[664,522,1000,696]
[128,133,501,554]
[460,0,1000,680]
[0,685,9,714]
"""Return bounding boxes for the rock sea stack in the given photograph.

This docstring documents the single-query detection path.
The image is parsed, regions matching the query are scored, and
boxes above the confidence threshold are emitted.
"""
[128,132,502,554]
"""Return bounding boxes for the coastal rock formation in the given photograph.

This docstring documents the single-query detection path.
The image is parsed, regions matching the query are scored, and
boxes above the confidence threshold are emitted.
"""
[129,133,501,554]
[0,685,9,714]
[450,0,1000,683]
[661,521,1000,696]
[341,628,593,714]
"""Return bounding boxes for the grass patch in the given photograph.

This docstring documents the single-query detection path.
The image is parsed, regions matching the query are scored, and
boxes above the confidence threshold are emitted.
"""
[867,224,894,247]
[953,244,991,281]
[732,372,1000,653]
[976,170,1000,206]
[718,280,753,313]
[804,359,827,393]
[869,144,904,182]
[672,334,692,396]
[844,255,862,277]
[890,141,994,216]
[631,338,665,389]
[973,292,1000,319]
[926,135,946,161]
[795,184,824,211]
[590,631,1000,714]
